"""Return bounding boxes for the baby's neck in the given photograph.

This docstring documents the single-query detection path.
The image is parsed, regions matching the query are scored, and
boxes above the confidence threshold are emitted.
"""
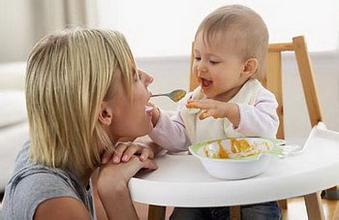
[214,84,243,102]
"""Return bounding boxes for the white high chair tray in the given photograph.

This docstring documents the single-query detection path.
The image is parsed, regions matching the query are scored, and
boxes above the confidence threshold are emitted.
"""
[129,125,339,207]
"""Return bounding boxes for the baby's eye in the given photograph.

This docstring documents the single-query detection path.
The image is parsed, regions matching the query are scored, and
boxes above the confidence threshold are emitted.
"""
[194,57,201,61]
[209,60,220,65]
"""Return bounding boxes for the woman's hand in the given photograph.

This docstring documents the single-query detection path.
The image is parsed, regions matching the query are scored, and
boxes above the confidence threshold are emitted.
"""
[96,156,157,220]
[101,141,155,164]
[98,156,158,193]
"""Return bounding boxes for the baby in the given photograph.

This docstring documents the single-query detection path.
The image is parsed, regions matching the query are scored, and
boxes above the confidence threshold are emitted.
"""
[149,4,281,220]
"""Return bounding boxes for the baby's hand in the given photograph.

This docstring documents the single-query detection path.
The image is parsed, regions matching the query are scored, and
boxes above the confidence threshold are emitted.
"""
[147,102,160,127]
[186,99,230,120]
[101,142,155,165]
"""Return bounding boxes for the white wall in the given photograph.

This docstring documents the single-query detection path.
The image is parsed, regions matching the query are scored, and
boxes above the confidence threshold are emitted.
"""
[97,0,339,57]
[0,0,97,63]
[0,0,36,62]
[136,52,339,145]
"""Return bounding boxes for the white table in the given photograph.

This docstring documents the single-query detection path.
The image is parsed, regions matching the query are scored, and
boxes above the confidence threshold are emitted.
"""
[129,125,339,220]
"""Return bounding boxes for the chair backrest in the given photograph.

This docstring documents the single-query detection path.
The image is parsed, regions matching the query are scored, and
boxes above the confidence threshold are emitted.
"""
[188,36,323,139]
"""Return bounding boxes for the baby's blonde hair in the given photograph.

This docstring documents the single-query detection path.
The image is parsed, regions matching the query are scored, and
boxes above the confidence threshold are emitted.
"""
[26,28,136,177]
[196,5,269,78]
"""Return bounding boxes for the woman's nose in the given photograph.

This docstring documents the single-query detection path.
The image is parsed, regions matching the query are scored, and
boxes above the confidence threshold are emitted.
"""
[139,69,153,86]
[144,72,153,86]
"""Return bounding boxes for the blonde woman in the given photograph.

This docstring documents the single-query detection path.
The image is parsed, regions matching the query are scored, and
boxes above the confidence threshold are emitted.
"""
[2,28,159,220]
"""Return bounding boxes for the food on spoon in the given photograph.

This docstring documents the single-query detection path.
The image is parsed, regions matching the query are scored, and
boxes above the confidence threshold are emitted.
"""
[171,89,186,102]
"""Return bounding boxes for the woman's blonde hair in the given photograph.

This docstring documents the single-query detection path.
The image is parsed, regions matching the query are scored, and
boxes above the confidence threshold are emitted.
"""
[195,5,269,78]
[26,28,136,177]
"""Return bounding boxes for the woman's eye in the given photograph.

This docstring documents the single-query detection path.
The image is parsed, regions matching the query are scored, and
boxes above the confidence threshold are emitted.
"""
[134,72,142,82]
[194,57,201,61]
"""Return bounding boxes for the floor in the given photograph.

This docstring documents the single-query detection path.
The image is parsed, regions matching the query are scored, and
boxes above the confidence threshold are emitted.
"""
[1,195,338,219]
[134,197,339,220]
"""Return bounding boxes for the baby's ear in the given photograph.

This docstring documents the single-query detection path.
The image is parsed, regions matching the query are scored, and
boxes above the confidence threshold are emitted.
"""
[241,58,258,78]
[98,102,113,126]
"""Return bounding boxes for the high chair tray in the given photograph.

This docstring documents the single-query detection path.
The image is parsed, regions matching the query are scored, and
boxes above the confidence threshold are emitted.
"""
[129,123,339,207]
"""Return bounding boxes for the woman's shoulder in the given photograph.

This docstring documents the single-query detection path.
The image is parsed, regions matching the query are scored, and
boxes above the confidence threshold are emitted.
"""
[2,142,93,220]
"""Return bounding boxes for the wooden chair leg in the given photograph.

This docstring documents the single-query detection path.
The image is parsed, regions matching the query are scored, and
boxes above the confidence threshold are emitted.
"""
[230,206,241,220]
[304,192,325,220]
[148,205,166,220]
[333,200,339,220]
[278,199,288,209]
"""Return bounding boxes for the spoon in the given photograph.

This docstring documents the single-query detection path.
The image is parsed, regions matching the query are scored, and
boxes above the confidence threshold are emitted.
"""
[151,89,186,102]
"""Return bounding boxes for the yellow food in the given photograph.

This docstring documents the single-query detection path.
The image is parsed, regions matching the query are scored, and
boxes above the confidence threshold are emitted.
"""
[217,140,229,159]
[203,138,269,159]
[230,139,252,153]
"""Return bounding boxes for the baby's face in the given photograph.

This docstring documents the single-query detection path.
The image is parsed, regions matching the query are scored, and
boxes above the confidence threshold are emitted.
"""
[193,31,250,101]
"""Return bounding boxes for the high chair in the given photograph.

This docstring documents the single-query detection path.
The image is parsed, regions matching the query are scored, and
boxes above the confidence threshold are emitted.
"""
[188,35,325,220]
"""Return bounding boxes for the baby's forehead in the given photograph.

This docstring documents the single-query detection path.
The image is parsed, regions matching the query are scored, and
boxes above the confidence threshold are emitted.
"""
[196,29,247,53]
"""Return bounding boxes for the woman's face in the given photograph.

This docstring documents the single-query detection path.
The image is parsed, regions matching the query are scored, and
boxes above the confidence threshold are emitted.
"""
[107,69,154,142]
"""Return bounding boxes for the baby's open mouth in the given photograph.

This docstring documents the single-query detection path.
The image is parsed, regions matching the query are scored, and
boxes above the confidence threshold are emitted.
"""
[201,78,213,88]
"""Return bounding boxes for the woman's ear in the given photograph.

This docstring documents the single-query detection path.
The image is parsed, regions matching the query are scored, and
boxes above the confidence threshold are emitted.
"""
[241,58,258,78]
[98,102,114,126]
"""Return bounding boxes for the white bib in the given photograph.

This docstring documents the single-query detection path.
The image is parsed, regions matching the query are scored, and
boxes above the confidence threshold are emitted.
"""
[180,79,262,144]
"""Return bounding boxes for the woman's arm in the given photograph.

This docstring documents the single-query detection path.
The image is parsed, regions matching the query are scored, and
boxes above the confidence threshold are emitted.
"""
[91,169,109,220]
[34,197,91,220]
[96,156,157,220]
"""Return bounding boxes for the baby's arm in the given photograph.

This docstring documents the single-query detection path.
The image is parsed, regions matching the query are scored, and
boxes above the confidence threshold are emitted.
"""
[186,100,240,126]
[148,109,191,152]
[235,89,279,138]
[186,88,279,138]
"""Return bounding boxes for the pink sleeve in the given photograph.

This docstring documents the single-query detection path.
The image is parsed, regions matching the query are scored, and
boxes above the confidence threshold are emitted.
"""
[235,88,279,138]
[148,110,191,152]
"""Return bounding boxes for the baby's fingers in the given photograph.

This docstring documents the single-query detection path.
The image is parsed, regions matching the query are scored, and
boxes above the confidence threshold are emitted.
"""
[187,99,215,110]
[186,100,203,109]
[198,109,220,120]
[198,110,210,120]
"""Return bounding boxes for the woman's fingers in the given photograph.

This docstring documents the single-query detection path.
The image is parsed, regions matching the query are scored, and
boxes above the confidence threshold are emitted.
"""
[140,147,154,161]
[121,144,141,162]
[112,142,129,163]
[102,141,156,164]
[121,143,155,162]
[141,158,158,170]
[101,150,114,164]
[119,156,158,179]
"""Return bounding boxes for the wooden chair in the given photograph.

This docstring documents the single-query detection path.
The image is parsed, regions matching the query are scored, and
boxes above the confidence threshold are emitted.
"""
[188,36,325,220]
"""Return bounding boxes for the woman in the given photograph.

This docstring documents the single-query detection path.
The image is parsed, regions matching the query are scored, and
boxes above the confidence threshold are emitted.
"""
[2,28,158,220]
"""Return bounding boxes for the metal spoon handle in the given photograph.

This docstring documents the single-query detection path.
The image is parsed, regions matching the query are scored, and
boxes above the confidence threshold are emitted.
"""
[151,93,169,97]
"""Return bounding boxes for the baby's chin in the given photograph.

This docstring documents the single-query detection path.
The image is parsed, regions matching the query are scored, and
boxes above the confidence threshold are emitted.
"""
[202,91,217,100]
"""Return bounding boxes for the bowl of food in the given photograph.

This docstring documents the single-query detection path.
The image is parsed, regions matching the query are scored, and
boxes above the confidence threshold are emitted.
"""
[189,137,282,180]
